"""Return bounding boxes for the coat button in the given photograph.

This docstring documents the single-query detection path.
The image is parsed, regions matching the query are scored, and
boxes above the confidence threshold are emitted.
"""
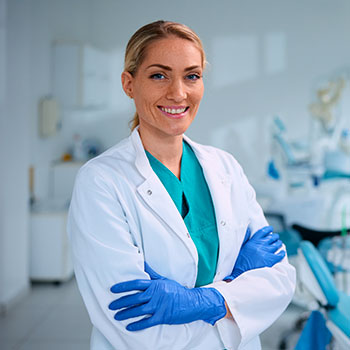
[186,232,190,238]
[220,220,226,226]
[147,189,152,195]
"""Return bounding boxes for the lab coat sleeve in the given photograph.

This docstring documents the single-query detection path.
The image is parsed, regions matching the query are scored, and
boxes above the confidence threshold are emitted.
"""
[67,164,151,348]
[68,163,195,349]
[207,162,296,349]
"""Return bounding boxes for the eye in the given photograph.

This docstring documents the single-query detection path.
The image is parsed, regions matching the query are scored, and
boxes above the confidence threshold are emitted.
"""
[150,73,166,80]
[186,73,201,81]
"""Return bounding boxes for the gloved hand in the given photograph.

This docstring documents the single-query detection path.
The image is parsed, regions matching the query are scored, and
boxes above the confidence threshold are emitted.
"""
[224,225,285,281]
[109,263,227,331]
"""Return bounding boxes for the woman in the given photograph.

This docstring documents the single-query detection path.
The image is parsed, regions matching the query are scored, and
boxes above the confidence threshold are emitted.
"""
[67,20,296,350]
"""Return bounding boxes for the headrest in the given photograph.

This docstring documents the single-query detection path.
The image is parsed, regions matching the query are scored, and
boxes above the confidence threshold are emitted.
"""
[300,241,339,307]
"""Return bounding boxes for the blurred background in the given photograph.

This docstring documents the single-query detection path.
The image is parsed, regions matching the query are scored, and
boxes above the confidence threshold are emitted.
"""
[1,0,350,349]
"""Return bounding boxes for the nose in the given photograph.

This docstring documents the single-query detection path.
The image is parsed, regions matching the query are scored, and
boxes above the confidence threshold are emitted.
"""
[166,79,187,102]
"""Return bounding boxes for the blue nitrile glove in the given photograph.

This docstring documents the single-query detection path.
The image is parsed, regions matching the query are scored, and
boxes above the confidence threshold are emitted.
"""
[295,310,332,350]
[224,225,286,281]
[109,263,227,331]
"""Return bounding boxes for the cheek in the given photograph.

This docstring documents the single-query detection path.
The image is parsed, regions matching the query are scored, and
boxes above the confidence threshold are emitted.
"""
[133,91,150,111]
[134,84,161,106]
[192,87,204,105]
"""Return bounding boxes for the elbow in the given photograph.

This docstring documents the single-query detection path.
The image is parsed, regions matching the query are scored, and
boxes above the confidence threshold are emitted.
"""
[278,259,297,306]
[287,263,297,300]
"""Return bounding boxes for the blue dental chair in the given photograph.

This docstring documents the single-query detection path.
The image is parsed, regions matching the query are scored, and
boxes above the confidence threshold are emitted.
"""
[264,212,302,257]
[292,224,344,247]
[297,240,350,349]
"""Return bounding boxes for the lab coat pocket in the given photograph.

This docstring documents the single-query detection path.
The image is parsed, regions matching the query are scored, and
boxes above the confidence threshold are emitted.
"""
[234,222,251,255]
[216,223,250,281]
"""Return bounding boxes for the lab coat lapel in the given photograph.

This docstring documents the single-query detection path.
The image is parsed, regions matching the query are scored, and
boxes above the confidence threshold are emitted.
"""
[137,177,188,237]
[130,129,198,260]
[196,154,237,274]
[184,136,244,276]
[183,136,234,229]
[198,156,233,226]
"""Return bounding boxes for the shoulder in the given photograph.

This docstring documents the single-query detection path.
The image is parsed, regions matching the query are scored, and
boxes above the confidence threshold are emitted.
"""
[185,137,243,174]
[75,134,136,187]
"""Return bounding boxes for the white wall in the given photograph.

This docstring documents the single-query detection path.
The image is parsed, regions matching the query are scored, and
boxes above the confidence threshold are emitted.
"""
[2,0,350,308]
[0,0,6,311]
[27,0,350,197]
[0,0,31,311]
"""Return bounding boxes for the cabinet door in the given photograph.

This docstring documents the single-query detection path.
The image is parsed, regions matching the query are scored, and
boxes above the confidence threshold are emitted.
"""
[53,44,80,107]
[30,212,73,281]
[53,43,110,108]
[82,45,98,107]
[82,46,110,107]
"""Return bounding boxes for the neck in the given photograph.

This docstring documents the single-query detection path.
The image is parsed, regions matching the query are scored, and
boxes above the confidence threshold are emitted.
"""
[138,127,183,179]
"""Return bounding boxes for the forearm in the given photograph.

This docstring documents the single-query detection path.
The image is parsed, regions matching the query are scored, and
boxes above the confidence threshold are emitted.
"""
[210,257,296,346]
[224,301,233,319]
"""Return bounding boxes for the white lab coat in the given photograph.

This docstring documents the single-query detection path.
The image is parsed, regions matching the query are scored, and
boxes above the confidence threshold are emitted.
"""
[67,127,296,350]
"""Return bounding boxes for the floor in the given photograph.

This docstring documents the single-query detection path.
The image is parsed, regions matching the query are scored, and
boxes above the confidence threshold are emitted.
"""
[0,278,91,350]
[0,277,303,350]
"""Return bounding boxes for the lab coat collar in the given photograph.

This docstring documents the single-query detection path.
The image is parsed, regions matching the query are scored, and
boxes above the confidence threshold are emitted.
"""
[130,126,229,185]
[130,127,199,267]
[130,126,154,179]
[182,134,233,195]
[130,127,237,280]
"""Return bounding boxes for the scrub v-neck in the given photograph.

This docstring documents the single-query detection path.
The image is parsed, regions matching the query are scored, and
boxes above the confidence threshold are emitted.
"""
[146,141,219,287]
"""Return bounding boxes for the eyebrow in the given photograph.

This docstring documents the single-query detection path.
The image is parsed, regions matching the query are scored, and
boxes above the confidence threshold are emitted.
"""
[146,64,202,72]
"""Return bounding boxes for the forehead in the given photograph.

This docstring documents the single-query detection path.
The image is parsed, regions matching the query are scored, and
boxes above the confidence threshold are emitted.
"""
[141,37,203,69]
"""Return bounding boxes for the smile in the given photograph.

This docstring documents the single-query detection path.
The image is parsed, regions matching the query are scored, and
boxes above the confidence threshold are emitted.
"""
[158,106,189,118]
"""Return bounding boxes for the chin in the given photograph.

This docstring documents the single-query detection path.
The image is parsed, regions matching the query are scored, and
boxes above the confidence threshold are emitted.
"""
[165,123,191,137]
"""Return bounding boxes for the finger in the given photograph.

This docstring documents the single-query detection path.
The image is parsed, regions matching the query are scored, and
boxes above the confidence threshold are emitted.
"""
[144,262,164,280]
[114,303,152,321]
[252,226,273,239]
[126,316,158,331]
[272,240,283,250]
[265,225,274,233]
[275,250,286,261]
[269,250,286,266]
[255,233,279,246]
[109,291,150,310]
[262,249,285,267]
[110,279,151,294]
[223,276,233,282]
[265,239,283,252]
[269,233,280,243]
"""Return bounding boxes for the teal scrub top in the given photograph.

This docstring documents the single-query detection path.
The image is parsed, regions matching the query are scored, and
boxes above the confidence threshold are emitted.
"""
[146,141,219,287]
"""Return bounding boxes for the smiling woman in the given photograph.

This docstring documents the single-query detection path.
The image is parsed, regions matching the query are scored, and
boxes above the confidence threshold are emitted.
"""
[67,20,296,350]
[121,21,206,178]
[122,36,204,177]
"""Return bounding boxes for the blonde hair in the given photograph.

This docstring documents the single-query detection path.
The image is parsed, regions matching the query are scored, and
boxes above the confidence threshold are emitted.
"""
[124,20,206,130]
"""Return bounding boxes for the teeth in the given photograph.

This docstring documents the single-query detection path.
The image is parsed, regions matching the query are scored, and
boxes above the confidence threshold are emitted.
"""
[161,107,186,114]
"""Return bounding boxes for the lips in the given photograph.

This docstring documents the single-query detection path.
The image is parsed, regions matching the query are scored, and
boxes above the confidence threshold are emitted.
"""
[158,106,189,118]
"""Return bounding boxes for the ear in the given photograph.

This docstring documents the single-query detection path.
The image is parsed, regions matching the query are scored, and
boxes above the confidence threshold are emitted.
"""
[121,71,134,98]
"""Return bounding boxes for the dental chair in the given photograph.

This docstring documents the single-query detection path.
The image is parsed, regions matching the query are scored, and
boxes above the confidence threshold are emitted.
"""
[296,240,350,350]
[264,212,302,257]
[292,224,343,247]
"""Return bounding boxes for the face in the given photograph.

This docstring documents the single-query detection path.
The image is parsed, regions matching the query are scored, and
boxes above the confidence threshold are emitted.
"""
[122,36,204,142]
